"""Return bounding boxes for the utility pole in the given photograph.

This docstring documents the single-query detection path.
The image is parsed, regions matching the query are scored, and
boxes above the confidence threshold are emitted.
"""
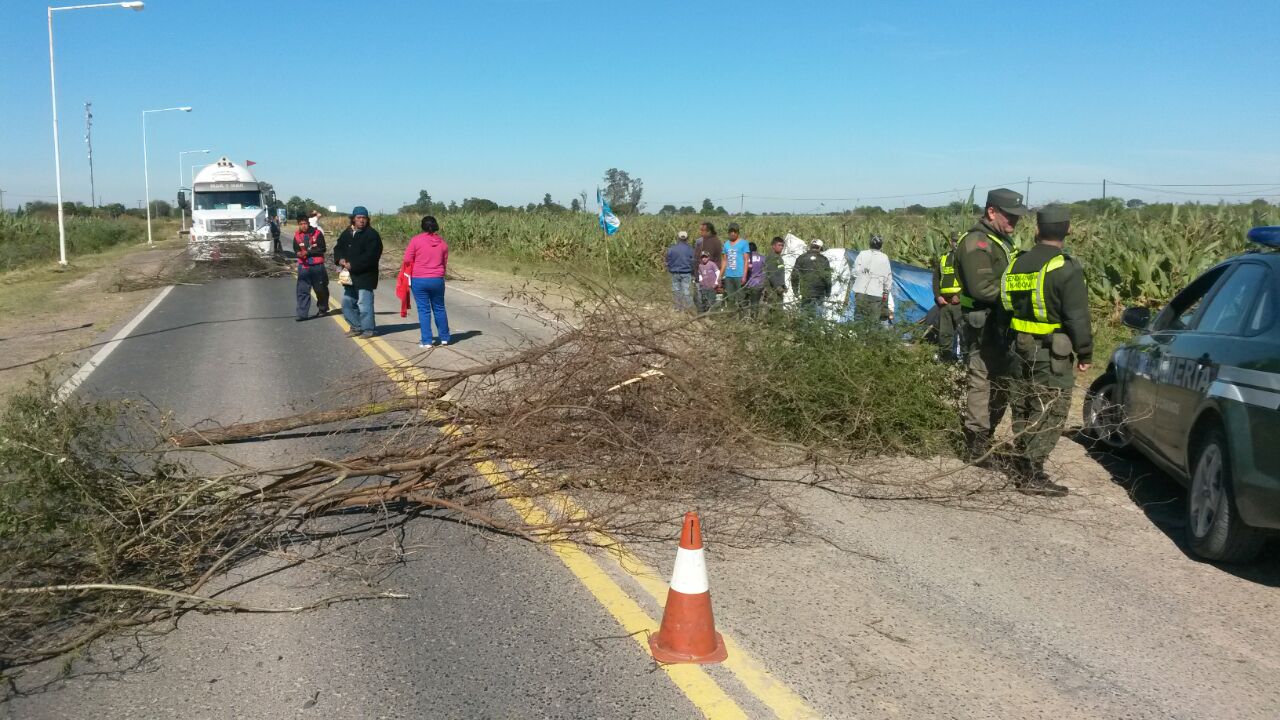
[85,101,96,207]
[1025,176,1031,207]
[1102,179,1107,200]
[739,194,744,214]
[0,189,6,214]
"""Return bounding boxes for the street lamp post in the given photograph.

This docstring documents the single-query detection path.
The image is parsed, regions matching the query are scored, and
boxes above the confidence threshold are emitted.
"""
[142,106,192,245]
[47,1,145,266]
[178,149,210,231]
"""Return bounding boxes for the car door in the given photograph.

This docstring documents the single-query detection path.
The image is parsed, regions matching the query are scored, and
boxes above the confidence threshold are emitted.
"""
[1127,265,1232,459]
[1154,261,1273,468]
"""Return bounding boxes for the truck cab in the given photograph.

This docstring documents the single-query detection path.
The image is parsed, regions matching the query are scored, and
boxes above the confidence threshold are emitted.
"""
[185,157,272,259]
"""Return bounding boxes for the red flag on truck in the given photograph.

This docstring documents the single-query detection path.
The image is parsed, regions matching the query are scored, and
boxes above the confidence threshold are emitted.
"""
[245,160,257,166]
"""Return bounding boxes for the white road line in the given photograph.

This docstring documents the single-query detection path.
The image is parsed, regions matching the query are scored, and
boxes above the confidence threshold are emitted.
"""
[55,285,175,402]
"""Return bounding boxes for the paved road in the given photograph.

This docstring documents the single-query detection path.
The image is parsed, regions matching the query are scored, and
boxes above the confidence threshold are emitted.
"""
[6,276,747,719]
[9,270,1280,719]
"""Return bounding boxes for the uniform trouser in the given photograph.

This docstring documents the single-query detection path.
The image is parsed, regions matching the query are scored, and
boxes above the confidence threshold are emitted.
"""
[854,293,884,324]
[1010,333,1075,464]
[937,302,962,359]
[670,273,693,311]
[961,308,1011,437]
[295,264,329,319]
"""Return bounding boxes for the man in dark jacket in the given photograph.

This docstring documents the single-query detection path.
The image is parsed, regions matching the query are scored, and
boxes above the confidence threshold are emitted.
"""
[764,236,787,306]
[665,230,695,311]
[332,205,383,338]
[790,239,832,313]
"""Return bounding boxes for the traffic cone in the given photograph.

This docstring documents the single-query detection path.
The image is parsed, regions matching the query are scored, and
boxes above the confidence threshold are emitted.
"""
[648,512,728,664]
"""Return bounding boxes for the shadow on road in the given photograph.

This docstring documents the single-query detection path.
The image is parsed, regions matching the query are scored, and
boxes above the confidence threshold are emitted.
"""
[1068,431,1280,586]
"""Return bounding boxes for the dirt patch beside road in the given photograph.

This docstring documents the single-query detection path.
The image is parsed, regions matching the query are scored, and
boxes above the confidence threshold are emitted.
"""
[0,239,189,399]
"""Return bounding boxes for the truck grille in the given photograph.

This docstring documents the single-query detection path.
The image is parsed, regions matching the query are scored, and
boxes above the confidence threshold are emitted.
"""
[208,218,254,232]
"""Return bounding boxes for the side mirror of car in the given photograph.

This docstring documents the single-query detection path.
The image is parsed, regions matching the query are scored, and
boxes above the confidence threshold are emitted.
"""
[1121,306,1151,331]
[177,190,189,210]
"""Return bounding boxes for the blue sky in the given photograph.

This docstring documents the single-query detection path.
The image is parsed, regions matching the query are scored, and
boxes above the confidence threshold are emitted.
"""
[2,0,1278,214]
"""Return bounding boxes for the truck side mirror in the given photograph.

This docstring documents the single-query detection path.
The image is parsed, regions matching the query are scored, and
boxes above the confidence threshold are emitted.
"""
[1121,306,1151,331]
[177,191,189,210]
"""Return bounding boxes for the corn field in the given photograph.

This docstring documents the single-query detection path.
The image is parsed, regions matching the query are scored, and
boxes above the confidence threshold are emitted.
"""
[372,203,1276,309]
[0,214,147,273]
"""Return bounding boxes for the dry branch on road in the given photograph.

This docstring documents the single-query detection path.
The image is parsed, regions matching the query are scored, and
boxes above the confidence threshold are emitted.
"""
[1,283,1030,691]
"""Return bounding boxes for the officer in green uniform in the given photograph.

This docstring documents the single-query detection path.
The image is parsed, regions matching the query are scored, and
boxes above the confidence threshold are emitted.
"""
[1002,204,1093,496]
[954,188,1028,460]
[932,231,963,362]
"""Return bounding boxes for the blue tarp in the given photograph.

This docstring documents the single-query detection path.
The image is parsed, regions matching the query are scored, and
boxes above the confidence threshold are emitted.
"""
[840,250,935,325]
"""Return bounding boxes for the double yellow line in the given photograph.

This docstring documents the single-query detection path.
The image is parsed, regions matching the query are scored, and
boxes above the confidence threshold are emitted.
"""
[324,307,816,719]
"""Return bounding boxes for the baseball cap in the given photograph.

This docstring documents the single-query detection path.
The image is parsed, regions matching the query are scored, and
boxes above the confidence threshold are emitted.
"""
[677,230,689,240]
[1037,204,1071,225]
[986,188,1028,216]
[810,239,824,249]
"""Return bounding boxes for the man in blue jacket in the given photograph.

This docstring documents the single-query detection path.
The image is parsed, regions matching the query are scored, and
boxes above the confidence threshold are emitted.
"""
[665,230,695,311]
[332,206,383,338]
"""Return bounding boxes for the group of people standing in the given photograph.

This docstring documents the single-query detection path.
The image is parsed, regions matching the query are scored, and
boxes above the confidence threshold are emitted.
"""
[664,223,897,322]
[665,188,1093,497]
[666,222,779,313]
[291,207,452,347]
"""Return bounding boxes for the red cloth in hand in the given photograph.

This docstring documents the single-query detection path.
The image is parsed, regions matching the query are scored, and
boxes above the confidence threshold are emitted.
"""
[395,260,412,317]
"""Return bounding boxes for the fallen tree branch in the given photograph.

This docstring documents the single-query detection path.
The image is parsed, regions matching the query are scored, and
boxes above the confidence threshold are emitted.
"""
[0,583,408,614]
[168,397,450,447]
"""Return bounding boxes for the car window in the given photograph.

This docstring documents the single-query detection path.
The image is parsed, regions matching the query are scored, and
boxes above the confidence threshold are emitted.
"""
[1246,275,1275,335]
[1195,263,1270,335]
[1152,266,1230,332]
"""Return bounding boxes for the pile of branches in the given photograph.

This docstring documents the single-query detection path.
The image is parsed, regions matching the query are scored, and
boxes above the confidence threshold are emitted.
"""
[0,285,1005,686]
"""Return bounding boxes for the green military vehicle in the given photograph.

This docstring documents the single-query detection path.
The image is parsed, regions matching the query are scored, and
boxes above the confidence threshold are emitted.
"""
[1084,226,1280,563]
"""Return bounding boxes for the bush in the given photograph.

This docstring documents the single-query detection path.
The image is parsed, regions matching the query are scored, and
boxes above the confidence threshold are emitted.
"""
[729,313,957,457]
[0,214,147,272]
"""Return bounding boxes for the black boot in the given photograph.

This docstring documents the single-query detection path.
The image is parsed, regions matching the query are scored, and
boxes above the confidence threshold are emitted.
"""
[963,429,990,464]
[1018,461,1069,497]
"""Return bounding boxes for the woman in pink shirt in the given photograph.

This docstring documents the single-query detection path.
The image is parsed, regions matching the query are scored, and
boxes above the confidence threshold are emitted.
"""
[403,215,451,347]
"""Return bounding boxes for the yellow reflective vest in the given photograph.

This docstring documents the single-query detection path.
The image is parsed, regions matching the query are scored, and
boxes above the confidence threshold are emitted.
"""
[938,252,961,295]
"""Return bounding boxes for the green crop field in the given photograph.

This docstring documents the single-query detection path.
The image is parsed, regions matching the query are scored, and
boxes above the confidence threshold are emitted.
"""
[0,213,149,273]
[370,202,1276,310]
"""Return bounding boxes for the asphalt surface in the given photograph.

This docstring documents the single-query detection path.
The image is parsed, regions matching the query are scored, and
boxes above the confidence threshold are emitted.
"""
[6,276,707,719]
[8,270,1280,719]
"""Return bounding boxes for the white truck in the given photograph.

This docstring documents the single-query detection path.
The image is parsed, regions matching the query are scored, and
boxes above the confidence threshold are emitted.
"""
[181,157,273,259]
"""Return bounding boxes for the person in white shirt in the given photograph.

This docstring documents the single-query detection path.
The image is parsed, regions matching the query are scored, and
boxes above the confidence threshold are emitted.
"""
[851,234,894,323]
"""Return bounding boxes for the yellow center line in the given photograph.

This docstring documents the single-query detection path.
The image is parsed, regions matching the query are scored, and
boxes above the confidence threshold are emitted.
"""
[512,461,819,720]
[318,298,797,718]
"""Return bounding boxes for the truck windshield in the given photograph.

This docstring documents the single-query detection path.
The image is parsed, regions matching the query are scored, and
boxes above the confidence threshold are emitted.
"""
[194,191,262,210]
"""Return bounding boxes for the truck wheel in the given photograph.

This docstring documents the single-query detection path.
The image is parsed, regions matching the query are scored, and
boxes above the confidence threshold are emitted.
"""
[1082,373,1129,450]
[1186,425,1265,563]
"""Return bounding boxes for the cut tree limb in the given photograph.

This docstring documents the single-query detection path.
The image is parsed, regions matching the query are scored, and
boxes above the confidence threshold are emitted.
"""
[168,397,451,447]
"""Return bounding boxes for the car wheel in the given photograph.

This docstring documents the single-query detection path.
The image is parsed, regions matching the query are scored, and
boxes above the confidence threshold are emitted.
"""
[1185,425,1265,563]
[1082,373,1130,450]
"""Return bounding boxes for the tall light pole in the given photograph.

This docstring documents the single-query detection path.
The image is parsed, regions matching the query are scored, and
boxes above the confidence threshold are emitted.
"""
[178,149,209,231]
[143,106,192,245]
[84,102,96,207]
[48,1,145,266]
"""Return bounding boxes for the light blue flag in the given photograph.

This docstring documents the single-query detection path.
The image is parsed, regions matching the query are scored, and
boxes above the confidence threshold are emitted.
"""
[597,189,620,236]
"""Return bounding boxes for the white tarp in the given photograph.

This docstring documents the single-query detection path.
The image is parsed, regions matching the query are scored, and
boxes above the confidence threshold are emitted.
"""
[780,233,852,319]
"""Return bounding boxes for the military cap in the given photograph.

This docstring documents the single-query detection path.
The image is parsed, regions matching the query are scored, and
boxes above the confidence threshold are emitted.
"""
[986,188,1028,216]
[1037,204,1071,225]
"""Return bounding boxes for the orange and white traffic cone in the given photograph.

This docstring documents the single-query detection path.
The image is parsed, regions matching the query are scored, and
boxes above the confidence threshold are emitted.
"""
[648,511,728,664]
